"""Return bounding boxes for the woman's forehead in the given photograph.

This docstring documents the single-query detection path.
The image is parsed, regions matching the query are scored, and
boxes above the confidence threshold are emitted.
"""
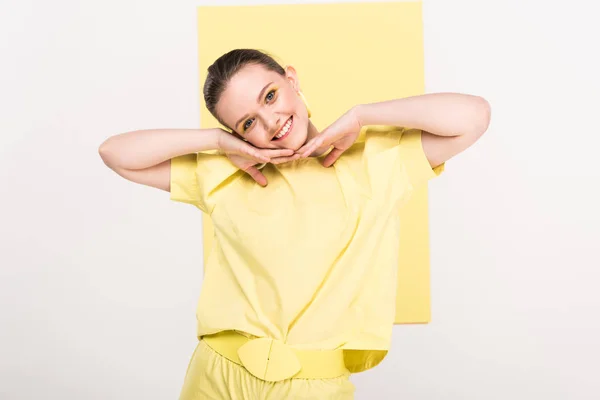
[228,64,282,92]
[218,66,284,120]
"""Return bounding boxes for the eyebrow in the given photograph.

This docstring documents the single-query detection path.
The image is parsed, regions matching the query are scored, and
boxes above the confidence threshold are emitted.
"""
[234,82,274,130]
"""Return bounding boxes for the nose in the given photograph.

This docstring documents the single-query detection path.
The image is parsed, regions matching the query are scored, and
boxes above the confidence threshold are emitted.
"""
[263,112,281,136]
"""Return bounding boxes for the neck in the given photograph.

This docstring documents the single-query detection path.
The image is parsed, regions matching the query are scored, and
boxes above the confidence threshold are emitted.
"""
[305,120,320,142]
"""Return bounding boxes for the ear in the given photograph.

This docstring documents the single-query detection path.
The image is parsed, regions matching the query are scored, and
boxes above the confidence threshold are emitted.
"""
[284,65,300,91]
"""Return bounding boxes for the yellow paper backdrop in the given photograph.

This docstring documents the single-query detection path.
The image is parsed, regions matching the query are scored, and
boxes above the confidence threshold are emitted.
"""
[197,2,433,324]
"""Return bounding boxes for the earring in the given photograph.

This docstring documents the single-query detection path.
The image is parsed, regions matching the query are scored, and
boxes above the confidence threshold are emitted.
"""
[297,90,312,118]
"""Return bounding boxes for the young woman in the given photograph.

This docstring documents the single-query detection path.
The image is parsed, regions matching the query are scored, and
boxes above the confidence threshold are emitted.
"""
[99,49,491,399]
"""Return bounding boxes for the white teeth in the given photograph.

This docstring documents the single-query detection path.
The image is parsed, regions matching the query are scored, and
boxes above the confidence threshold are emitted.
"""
[274,118,292,139]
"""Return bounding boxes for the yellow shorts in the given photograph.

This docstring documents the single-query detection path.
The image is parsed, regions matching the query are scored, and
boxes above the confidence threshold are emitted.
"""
[179,338,356,400]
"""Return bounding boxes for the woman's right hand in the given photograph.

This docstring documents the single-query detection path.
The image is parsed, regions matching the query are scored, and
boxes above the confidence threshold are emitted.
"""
[217,129,294,187]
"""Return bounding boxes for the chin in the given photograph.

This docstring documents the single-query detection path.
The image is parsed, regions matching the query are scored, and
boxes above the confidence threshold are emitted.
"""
[289,124,309,150]
[270,117,308,150]
[289,138,305,151]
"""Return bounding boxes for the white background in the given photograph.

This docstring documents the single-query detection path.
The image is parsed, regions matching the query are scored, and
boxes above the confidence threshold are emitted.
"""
[1,0,599,399]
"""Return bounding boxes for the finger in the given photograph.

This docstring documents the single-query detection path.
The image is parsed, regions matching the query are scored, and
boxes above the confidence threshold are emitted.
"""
[270,153,301,165]
[303,140,324,158]
[322,148,345,167]
[260,148,295,158]
[295,137,318,156]
[241,144,271,163]
[295,146,310,158]
[244,166,268,187]
[298,137,325,158]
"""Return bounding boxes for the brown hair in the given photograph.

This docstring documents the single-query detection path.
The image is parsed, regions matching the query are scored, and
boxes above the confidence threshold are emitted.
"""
[203,49,285,130]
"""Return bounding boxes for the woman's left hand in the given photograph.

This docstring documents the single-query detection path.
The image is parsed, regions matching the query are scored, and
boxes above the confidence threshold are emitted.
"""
[296,106,363,167]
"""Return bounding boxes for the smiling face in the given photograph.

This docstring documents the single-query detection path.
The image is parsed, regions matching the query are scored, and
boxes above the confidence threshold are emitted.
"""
[215,63,310,151]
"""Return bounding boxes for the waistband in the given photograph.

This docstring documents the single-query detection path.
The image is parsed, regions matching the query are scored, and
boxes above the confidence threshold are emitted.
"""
[202,330,349,382]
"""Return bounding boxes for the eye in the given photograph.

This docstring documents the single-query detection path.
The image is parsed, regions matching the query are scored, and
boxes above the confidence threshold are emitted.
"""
[243,118,254,131]
[242,90,277,132]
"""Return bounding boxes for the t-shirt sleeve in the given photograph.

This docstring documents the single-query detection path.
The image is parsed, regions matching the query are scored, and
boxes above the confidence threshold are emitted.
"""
[169,152,240,214]
[170,153,203,208]
[397,128,445,189]
[358,125,445,204]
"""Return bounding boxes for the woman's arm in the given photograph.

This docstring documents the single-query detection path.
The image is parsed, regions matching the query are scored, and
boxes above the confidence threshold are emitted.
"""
[297,92,491,168]
[98,127,294,190]
[355,92,491,168]
[98,128,222,171]
[98,128,224,192]
[355,92,491,138]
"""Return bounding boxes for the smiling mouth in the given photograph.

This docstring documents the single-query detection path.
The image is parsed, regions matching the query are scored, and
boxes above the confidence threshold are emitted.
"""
[272,116,293,141]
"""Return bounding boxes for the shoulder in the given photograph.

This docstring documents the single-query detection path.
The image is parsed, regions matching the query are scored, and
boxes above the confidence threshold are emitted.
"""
[360,125,404,155]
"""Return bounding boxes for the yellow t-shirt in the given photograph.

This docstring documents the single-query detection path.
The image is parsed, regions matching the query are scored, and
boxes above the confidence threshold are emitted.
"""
[170,125,444,373]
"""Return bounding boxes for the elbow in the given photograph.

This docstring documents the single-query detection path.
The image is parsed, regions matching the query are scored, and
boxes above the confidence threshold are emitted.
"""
[471,97,492,137]
[98,139,115,168]
[475,97,491,136]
